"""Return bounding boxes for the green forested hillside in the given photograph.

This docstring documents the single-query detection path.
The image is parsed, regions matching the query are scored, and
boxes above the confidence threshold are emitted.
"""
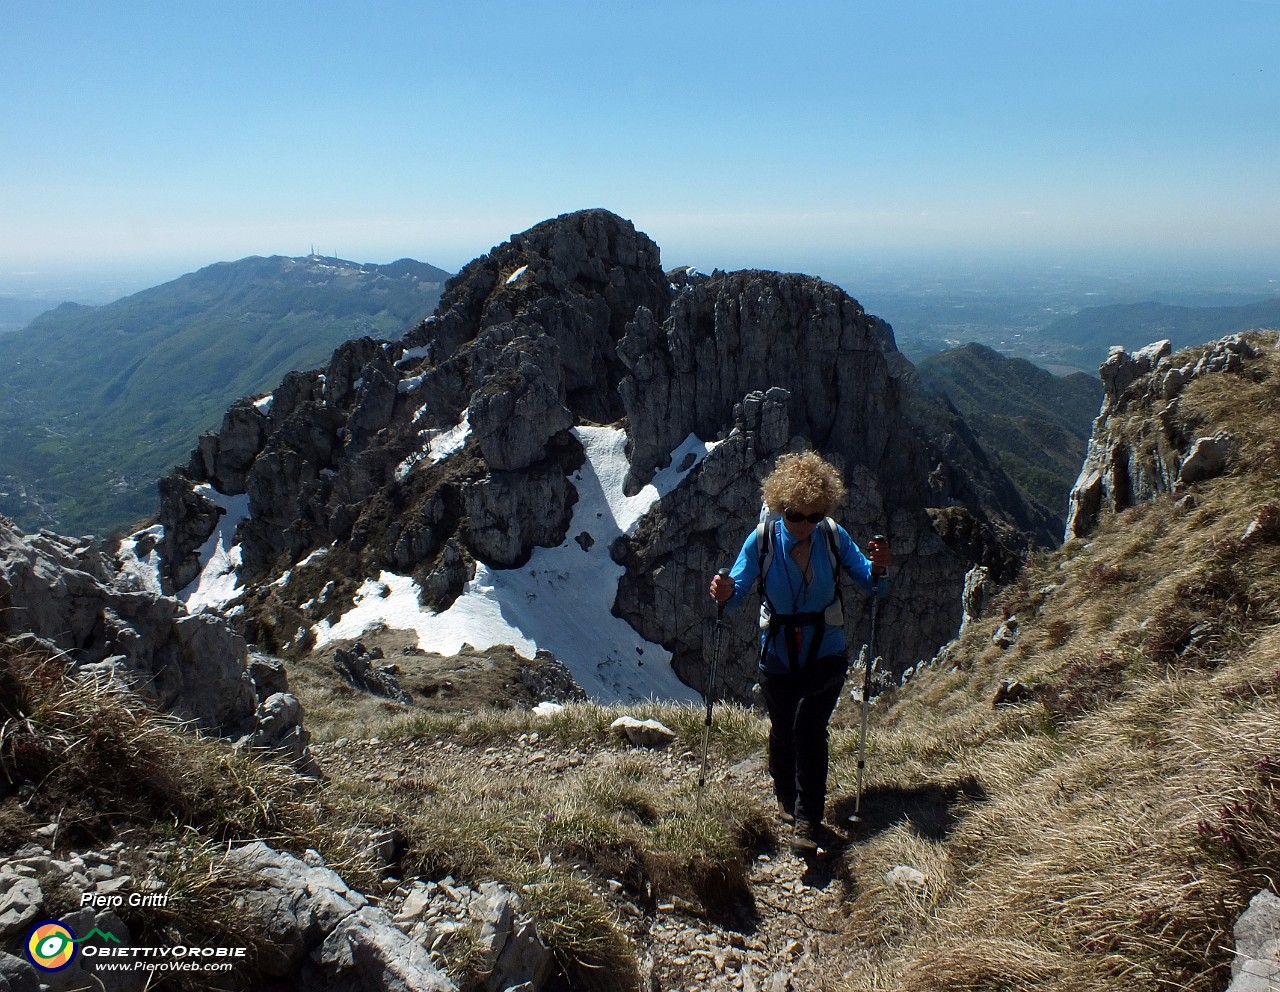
[915,343,1104,522]
[0,255,448,536]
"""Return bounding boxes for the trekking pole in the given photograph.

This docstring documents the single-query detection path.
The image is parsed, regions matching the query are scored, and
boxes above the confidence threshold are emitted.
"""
[851,535,887,826]
[697,567,731,815]
[849,595,877,825]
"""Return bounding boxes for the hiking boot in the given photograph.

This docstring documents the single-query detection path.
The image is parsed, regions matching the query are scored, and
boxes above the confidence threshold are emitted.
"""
[778,801,796,826]
[790,819,820,856]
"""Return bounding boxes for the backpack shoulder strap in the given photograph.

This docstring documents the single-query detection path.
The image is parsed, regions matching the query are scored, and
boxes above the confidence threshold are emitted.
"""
[820,518,840,572]
[756,519,773,586]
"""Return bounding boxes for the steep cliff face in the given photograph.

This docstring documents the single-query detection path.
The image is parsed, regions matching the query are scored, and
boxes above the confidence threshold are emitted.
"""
[612,269,1042,698]
[153,209,1047,702]
[1065,333,1268,540]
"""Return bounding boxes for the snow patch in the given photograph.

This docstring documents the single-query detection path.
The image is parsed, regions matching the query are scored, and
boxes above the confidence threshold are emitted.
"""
[398,373,426,394]
[116,525,165,595]
[297,545,332,570]
[429,412,471,463]
[394,411,472,482]
[398,345,431,365]
[313,426,715,703]
[253,394,274,415]
[178,485,251,613]
[506,265,529,285]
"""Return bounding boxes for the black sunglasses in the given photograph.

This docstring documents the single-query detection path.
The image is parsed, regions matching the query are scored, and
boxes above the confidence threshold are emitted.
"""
[784,509,825,524]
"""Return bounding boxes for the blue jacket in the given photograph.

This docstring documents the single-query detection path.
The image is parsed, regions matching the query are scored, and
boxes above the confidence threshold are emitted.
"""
[724,517,882,674]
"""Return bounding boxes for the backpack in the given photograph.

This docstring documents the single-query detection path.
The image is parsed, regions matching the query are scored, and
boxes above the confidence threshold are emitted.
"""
[754,513,846,668]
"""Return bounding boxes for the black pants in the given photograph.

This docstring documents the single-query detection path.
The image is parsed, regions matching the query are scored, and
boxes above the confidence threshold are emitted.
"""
[760,653,848,825]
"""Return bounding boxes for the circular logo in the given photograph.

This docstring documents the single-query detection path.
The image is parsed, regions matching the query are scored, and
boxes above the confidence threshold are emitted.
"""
[27,920,77,971]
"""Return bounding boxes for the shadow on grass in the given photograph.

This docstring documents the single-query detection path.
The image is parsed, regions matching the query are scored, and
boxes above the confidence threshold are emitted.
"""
[790,778,988,888]
[832,776,989,842]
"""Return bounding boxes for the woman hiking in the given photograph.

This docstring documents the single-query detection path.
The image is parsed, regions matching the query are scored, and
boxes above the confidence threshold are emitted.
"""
[709,451,890,855]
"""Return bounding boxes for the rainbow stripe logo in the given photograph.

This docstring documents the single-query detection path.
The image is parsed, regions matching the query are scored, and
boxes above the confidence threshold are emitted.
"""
[26,920,78,971]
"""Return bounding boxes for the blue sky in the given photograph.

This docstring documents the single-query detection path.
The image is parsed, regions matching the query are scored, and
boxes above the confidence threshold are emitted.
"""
[3,0,1278,292]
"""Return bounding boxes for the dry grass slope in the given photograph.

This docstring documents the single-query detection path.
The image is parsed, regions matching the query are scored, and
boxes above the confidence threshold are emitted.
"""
[821,331,1280,991]
[0,641,776,990]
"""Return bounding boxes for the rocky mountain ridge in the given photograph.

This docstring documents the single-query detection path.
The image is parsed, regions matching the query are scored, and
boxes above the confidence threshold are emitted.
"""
[152,209,1051,702]
[0,518,311,768]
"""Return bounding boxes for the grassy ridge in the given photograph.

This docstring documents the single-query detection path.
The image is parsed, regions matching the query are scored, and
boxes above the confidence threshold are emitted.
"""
[0,255,448,536]
[0,643,774,990]
[836,331,1280,990]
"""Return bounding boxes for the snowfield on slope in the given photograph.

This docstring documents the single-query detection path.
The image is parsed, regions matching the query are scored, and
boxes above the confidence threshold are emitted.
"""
[179,485,251,613]
[314,427,716,703]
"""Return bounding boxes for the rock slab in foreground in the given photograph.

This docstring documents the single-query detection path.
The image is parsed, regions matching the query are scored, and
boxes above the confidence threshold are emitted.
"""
[225,841,457,991]
[1228,888,1280,992]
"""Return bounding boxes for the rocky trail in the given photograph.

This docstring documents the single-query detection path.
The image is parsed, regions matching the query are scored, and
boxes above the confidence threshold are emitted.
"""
[313,732,867,992]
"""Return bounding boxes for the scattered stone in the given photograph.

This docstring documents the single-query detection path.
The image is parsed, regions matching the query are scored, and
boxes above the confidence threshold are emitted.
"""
[991,616,1020,649]
[401,880,552,992]
[225,841,458,990]
[0,952,40,992]
[959,565,990,633]
[1178,433,1232,486]
[313,907,455,992]
[1242,505,1280,545]
[992,679,1033,707]
[885,866,928,891]
[39,909,140,992]
[1160,366,1187,400]
[610,716,678,749]
[334,641,411,704]
[249,651,289,699]
[0,875,42,938]
[237,691,317,772]
[518,651,587,704]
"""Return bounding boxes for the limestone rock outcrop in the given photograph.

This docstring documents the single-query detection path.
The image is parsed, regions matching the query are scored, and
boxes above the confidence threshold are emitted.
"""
[1065,334,1261,539]
[224,842,460,991]
[1227,888,1280,992]
[411,208,670,425]
[0,516,313,771]
[0,517,256,735]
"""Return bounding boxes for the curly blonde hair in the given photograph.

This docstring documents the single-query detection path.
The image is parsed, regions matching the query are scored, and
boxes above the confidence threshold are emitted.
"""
[761,451,847,514]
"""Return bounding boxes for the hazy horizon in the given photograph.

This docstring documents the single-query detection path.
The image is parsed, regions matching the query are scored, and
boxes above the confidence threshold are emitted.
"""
[3,239,1276,313]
